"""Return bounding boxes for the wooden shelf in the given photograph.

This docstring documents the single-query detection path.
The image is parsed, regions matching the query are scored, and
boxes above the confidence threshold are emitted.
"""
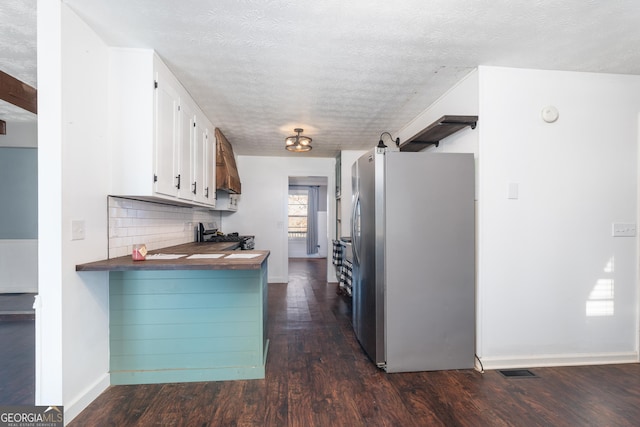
[399,115,478,152]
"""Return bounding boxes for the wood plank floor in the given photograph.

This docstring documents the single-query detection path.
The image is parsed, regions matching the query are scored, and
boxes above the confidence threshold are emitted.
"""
[0,319,35,405]
[70,258,640,426]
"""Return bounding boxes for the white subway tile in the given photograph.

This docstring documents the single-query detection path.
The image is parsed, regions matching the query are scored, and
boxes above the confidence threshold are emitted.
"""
[108,197,221,252]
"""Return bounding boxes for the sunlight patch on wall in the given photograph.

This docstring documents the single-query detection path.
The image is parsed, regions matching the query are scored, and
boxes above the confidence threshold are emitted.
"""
[603,257,614,273]
[586,257,615,317]
[586,279,614,316]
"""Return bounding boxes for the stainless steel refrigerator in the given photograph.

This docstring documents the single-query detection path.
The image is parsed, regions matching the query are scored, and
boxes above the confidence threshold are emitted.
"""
[351,147,475,372]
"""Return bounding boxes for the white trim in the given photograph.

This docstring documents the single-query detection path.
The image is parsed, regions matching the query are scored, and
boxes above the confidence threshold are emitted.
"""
[478,351,639,371]
[636,112,640,365]
[63,373,110,424]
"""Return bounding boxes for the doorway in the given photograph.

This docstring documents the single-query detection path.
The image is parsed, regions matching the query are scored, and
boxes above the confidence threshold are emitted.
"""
[0,127,38,405]
[287,176,329,259]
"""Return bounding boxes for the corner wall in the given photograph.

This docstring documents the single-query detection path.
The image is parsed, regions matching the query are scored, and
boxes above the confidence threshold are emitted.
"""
[477,66,640,368]
[37,1,111,421]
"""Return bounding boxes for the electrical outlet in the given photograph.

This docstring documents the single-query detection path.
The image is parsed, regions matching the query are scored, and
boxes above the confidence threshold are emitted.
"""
[71,220,85,240]
[612,223,636,237]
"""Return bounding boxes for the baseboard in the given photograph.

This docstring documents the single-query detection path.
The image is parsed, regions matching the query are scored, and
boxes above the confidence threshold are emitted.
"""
[478,351,639,370]
[63,373,110,424]
[110,365,265,385]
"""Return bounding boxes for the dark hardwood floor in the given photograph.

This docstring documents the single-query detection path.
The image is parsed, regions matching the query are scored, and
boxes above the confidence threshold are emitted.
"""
[0,319,35,405]
[69,258,639,426]
[0,292,36,406]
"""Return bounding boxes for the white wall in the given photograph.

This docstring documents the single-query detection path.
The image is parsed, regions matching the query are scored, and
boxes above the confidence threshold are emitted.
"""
[0,240,38,292]
[37,1,111,421]
[477,66,640,368]
[0,121,38,148]
[36,0,63,408]
[221,155,335,283]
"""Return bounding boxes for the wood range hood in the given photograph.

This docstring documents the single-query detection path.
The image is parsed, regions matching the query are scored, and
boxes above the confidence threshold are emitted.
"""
[215,128,241,194]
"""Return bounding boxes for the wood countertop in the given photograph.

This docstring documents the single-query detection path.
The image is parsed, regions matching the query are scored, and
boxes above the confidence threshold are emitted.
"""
[76,242,269,271]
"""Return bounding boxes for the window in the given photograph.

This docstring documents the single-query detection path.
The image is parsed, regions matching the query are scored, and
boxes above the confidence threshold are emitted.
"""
[288,190,308,238]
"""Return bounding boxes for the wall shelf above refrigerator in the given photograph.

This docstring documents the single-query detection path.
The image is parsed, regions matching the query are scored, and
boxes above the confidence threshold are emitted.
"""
[399,115,478,152]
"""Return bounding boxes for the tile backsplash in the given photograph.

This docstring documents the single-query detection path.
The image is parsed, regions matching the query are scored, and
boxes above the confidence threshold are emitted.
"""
[108,197,221,258]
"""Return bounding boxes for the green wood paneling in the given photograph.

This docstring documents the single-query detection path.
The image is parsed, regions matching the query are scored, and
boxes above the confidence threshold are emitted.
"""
[109,264,268,384]
[111,335,261,356]
[110,307,258,325]
[110,365,266,385]
[110,321,257,340]
[111,350,261,371]
[110,292,259,310]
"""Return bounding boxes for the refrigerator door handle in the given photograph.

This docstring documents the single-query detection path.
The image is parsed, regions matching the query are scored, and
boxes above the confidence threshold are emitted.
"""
[351,190,360,265]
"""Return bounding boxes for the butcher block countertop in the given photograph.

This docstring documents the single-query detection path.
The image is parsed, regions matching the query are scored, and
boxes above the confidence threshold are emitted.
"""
[75,242,269,271]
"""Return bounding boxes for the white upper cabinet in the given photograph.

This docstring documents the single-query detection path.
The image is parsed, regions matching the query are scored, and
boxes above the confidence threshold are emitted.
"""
[192,116,205,203]
[215,192,239,211]
[154,69,180,198]
[204,129,216,205]
[109,48,216,207]
[176,99,195,201]
[194,113,216,206]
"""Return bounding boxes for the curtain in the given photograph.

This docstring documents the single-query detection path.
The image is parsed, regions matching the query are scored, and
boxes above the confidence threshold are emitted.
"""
[306,186,319,254]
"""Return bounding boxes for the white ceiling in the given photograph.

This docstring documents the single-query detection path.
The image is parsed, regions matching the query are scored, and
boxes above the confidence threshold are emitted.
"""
[3,1,640,156]
[0,0,37,123]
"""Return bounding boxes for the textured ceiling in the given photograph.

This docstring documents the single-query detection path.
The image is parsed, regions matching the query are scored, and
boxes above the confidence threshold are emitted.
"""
[0,0,37,123]
[3,1,640,156]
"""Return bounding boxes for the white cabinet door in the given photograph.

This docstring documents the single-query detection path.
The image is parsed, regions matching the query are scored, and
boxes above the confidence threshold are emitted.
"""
[176,100,195,201]
[193,117,206,204]
[203,128,216,206]
[215,191,239,211]
[111,48,218,207]
[153,73,180,197]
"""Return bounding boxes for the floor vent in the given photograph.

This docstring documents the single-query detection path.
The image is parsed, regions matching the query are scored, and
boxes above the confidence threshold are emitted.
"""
[498,369,537,378]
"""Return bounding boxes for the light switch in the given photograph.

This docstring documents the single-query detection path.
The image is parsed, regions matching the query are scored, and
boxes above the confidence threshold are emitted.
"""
[71,220,85,240]
[612,223,636,237]
[507,182,519,200]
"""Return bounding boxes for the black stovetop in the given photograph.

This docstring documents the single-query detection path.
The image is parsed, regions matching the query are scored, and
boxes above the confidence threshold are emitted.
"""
[204,234,243,242]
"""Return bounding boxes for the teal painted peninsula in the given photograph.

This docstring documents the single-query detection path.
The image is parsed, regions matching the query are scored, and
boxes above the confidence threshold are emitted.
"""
[76,243,270,385]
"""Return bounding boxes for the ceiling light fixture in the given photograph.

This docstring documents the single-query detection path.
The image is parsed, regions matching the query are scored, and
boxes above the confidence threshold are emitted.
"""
[285,128,312,152]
